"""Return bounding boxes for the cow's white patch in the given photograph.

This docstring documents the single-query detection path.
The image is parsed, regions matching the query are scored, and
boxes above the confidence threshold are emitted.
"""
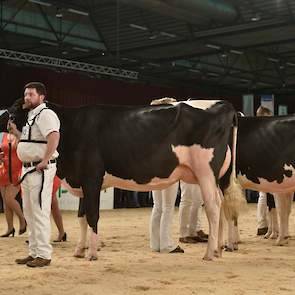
[173,100,220,110]
[238,163,295,193]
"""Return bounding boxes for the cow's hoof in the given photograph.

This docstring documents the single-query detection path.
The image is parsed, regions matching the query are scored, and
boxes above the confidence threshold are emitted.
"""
[264,233,271,239]
[269,233,278,239]
[86,255,98,261]
[74,253,85,258]
[74,248,85,258]
[224,245,234,252]
[202,256,213,261]
[275,237,288,246]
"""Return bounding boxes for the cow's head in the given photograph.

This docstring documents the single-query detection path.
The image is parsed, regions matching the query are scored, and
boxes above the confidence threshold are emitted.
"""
[2,98,29,132]
[0,110,9,132]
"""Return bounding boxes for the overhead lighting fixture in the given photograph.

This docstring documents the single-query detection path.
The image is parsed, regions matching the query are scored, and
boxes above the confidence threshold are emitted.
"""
[208,72,219,77]
[230,49,243,55]
[147,62,160,67]
[268,57,279,63]
[189,69,200,73]
[149,33,158,40]
[286,62,295,67]
[55,8,63,18]
[73,46,90,52]
[251,14,261,21]
[206,44,221,50]
[67,8,89,16]
[160,31,177,38]
[40,40,58,46]
[29,0,51,6]
[129,23,148,31]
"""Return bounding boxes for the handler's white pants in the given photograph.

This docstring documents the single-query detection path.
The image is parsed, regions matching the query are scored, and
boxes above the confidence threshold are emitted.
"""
[257,192,268,229]
[179,182,203,238]
[150,182,178,252]
[22,164,56,260]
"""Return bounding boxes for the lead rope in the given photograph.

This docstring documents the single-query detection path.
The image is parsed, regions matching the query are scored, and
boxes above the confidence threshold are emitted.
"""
[8,134,12,183]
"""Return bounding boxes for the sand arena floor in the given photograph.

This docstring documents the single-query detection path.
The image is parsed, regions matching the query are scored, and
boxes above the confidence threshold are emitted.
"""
[1,203,295,295]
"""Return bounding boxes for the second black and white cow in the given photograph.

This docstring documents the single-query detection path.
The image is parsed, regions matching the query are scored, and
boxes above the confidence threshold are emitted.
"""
[1,98,239,260]
[221,115,295,249]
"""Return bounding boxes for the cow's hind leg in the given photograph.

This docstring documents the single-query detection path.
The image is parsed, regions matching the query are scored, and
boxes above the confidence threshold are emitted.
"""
[82,177,103,261]
[199,179,221,261]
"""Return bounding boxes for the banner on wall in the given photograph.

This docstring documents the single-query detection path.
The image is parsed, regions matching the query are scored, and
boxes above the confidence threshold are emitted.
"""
[242,94,254,116]
[260,94,274,114]
[278,105,288,115]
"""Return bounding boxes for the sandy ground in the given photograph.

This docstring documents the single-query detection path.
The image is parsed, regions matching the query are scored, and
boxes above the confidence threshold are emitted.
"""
[1,203,295,295]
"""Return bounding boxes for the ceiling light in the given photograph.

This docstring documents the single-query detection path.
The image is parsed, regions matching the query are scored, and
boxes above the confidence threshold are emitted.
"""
[73,46,90,52]
[160,31,177,38]
[230,49,243,55]
[208,72,219,77]
[29,0,51,6]
[129,23,148,31]
[149,32,158,40]
[40,40,58,46]
[189,69,200,73]
[55,8,63,18]
[251,14,261,21]
[206,44,221,50]
[268,57,279,63]
[147,62,160,67]
[286,62,295,67]
[67,8,89,16]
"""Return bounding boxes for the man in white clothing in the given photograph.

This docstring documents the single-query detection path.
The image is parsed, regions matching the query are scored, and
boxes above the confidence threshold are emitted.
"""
[9,82,60,267]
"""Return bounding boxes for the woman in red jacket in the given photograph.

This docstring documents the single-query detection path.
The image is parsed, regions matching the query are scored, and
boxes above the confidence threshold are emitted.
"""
[0,132,26,237]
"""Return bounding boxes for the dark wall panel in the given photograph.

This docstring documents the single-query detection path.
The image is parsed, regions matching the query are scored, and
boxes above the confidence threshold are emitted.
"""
[0,62,242,109]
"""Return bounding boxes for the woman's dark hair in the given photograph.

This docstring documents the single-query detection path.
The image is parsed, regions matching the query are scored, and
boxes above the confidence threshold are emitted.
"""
[24,82,47,97]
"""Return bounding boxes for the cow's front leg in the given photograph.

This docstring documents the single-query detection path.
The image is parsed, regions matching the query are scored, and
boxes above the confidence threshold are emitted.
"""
[274,194,292,246]
[200,180,221,261]
[82,176,103,261]
[74,216,88,258]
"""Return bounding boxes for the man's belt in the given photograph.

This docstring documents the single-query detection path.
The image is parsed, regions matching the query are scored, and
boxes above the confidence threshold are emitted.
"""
[23,159,56,168]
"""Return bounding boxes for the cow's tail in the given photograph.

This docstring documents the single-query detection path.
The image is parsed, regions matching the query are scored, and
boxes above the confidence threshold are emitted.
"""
[223,113,246,221]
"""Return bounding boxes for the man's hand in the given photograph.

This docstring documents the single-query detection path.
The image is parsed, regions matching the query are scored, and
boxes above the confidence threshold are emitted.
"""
[36,160,48,172]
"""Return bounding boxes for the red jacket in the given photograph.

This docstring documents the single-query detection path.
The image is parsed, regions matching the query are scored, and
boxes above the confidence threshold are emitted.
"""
[0,133,22,186]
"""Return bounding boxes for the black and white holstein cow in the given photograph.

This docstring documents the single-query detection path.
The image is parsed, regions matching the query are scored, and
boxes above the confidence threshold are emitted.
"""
[1,98,240,261]
[221,114,295,250]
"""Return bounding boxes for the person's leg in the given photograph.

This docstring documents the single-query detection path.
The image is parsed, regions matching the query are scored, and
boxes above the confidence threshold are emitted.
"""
[179,182,196,243]
[51,195,66,241]
[29,166,55,261]
[257,192,268,235]
[149,190,162,252]
[4,185,26,232]
[187,184,204,236]
[21,173,37,259]
[0,187,15,236]
[160,183,180,252]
